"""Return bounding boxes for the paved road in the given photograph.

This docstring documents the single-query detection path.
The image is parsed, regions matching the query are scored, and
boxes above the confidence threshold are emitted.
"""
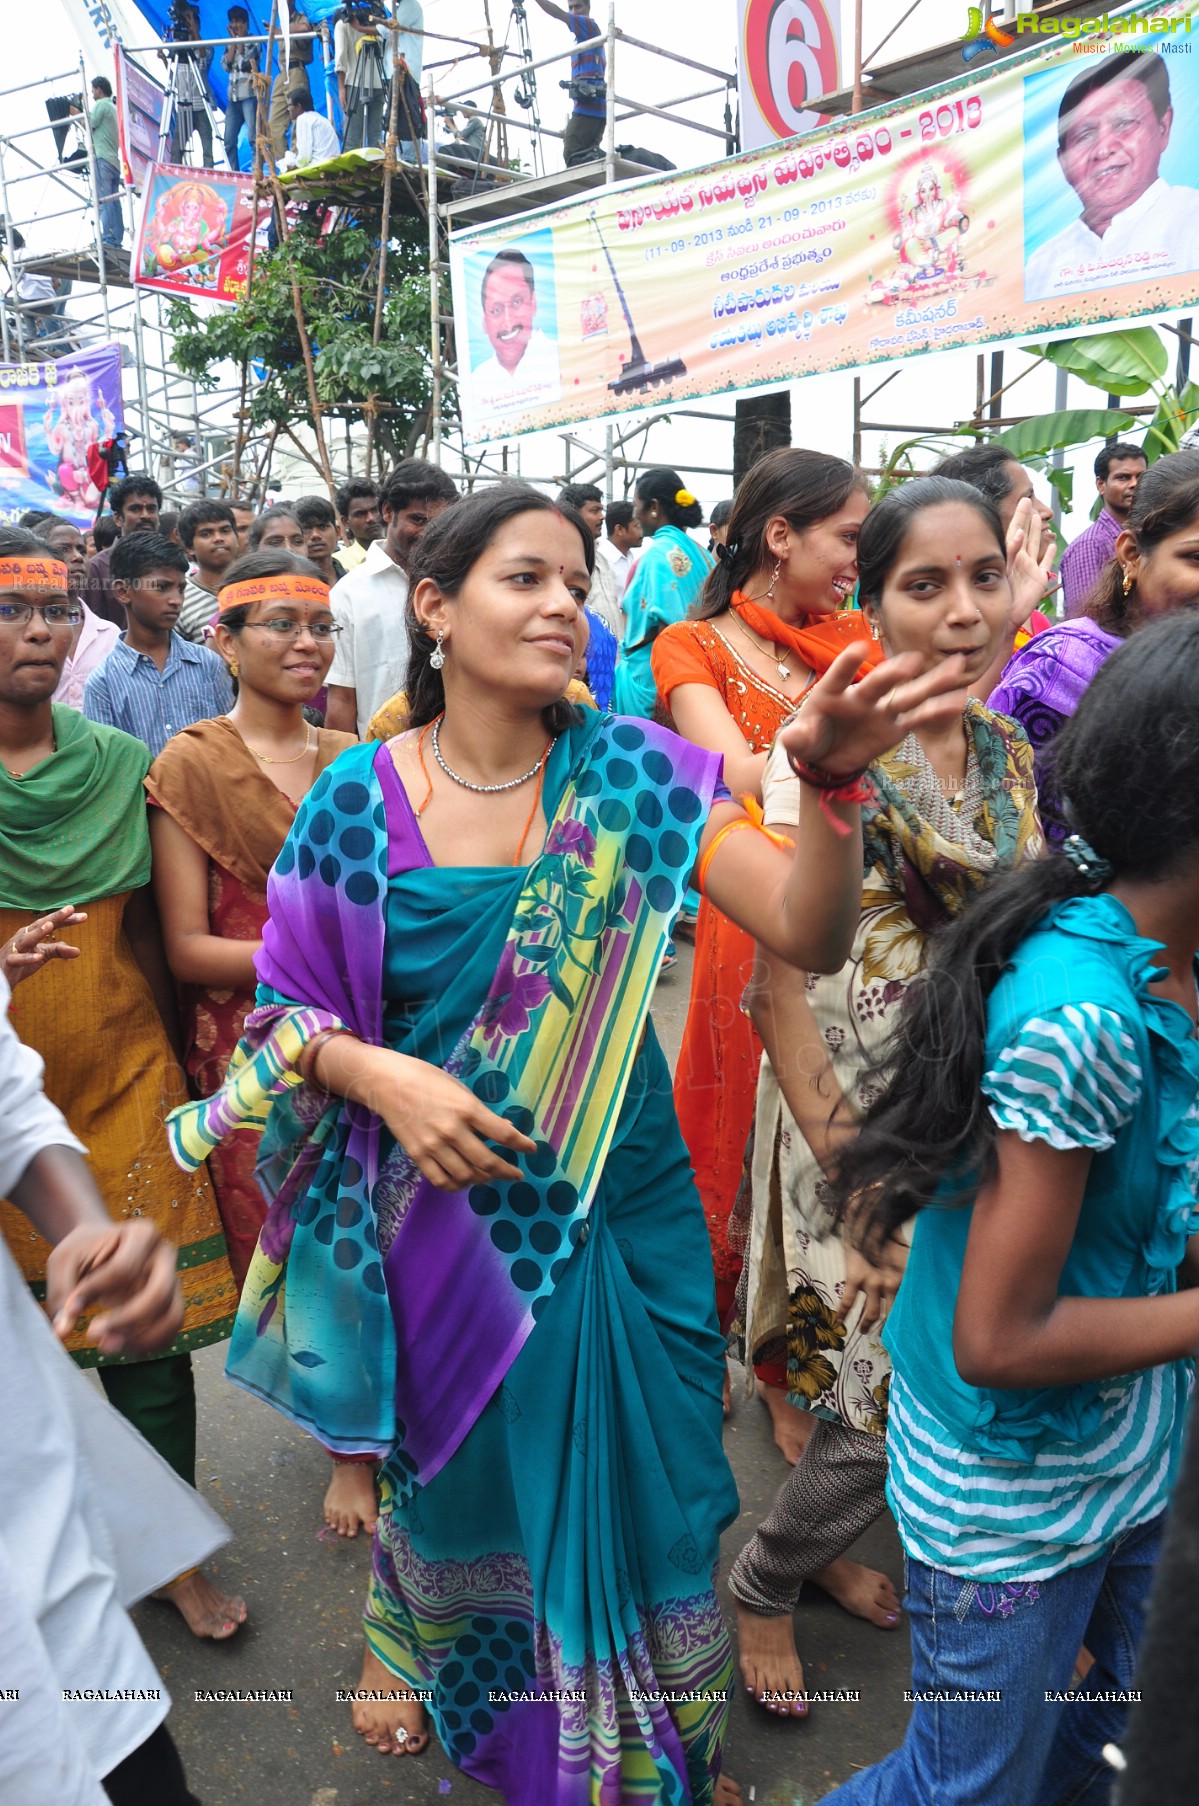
[137,947,912,1806]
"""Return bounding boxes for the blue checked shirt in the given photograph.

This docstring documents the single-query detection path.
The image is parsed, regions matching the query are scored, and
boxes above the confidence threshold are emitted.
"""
[82,633,234,759]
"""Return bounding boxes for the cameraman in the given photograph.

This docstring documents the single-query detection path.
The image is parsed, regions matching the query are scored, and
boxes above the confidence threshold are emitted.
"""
[221,7,260,171]
[166,0,215,168]
[335,0,392,152]
[533,0,605,168]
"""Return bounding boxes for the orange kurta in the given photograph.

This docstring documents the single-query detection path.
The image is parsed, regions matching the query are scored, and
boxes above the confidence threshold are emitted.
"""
[652,619,796,1298]
[0,891,237,1363]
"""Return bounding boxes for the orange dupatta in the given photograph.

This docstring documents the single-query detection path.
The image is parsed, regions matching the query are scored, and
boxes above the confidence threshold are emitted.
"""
[730,590,883,681]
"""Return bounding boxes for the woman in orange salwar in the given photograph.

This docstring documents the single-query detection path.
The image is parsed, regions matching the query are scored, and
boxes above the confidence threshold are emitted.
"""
[651,449,877,1459]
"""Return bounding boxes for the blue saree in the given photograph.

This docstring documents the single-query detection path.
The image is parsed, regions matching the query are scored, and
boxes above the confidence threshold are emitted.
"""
[614,528,713,721]
[170,711,740,1803]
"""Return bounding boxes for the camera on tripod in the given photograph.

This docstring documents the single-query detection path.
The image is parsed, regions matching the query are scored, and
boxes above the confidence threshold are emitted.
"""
[166,0,200,46]
[336,0,386,23]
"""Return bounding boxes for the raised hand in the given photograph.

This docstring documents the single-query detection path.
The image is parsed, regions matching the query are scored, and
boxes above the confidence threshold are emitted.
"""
[778,643,970,780]
[1,906,87,989]
[1005,496,1057,630]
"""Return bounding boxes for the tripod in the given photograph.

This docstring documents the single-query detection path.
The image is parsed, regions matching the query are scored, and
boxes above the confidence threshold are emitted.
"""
[344,30,388,151]
[158,46,219,168]
[506,0,544,178]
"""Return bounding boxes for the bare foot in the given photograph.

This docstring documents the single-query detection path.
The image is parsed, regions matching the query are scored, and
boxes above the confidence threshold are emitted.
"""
[755,1381,814,1466]
[153,1568,246,1640]
[810,1557,901,1628]
[324,1460,378,1538]
[350,1645,429,1757]
[714,1776,744,1804]
[733,1599,808,1718]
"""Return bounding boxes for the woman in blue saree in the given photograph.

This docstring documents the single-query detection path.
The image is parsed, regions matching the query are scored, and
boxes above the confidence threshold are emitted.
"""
[169,487,969,1805]
[614,469,712,720]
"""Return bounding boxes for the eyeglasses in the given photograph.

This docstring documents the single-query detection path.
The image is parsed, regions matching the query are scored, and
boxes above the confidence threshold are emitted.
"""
[239,618,342,641]
[0,601,84,627]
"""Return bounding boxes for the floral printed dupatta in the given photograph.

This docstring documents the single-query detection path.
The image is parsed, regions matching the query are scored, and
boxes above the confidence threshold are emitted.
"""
[169,716,720,1484]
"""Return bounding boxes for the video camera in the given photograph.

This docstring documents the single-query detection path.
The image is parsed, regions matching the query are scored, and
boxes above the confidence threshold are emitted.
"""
[165,0,202,49]
[336,0,387,24]
[560,80,606,102]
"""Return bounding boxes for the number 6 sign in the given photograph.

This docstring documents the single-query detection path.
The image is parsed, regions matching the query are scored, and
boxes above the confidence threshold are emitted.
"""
[739,0,842,150]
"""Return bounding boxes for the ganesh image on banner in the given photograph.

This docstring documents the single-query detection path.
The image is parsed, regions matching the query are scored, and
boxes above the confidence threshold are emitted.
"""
[43,370,116,515]
[866,153,994,310]
[141,178,230,287]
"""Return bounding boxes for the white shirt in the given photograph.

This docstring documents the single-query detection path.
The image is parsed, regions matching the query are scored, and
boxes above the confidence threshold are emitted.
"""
[293,107,341,166]
[470,328,561,424]
[586,550,623,640]
[597,536,638,598]
[329,536,411,735]
[0,977,227,1796]
[1024,177,1199,300]
[334,15,393,87]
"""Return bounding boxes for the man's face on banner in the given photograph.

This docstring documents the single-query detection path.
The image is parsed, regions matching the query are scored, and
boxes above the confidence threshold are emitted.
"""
[482,263,537,374]
[1058,76,1171,231]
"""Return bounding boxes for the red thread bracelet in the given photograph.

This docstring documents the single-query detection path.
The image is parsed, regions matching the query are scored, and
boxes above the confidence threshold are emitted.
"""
[788,756,875,838]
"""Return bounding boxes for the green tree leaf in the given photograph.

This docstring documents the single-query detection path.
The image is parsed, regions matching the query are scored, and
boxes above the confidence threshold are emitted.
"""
[994,408,1138,460]
[1028,328,1168,396]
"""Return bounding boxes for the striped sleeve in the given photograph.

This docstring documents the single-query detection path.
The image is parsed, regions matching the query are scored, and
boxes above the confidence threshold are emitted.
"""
[981,1003,1142,1151]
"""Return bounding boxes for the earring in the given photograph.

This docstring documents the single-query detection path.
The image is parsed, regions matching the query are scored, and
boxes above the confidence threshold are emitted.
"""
[868,619,881,642]
[766,559,781,601]
[229,658,239,678]
[1121,568,1135,597]
[429,629,446,671]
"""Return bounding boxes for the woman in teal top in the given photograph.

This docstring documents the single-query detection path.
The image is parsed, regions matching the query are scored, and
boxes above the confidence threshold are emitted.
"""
[817,613,1199,1804]
[614,468,712,719]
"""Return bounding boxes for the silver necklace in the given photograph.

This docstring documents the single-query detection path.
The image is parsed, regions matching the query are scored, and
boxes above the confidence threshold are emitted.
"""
[431,716,554,793]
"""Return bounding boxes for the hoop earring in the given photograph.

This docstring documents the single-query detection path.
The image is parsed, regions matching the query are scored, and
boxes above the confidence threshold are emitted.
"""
[766,559,781,602]
[429,629,446,671]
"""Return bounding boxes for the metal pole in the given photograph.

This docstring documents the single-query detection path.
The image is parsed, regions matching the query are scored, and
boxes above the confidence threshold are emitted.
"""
[604,423,614,501]
[426,72,442,465]
[605,3,617,187]
[0,140,16,363]
[851,0,865,113]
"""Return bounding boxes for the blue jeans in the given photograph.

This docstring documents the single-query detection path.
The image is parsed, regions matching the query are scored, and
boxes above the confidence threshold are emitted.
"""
[223,95,257,170]
[95,157,123,248]
[824,1514,1163,1806]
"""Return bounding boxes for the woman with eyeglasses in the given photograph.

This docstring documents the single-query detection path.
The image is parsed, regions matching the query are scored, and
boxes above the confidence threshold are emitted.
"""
[145,552,363,1534]
[0,525,244,1645]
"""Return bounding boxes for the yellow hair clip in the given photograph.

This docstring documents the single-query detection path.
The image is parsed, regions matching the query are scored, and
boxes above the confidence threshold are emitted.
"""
[675,488,696,507]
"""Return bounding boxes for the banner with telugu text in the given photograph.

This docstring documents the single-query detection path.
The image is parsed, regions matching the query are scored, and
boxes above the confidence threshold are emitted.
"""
[450,2,1199,444]
[134,163,257,305]
[0,346,125,529]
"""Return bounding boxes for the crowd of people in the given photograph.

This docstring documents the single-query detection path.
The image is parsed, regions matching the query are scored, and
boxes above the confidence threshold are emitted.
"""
[3,433,1197,1806]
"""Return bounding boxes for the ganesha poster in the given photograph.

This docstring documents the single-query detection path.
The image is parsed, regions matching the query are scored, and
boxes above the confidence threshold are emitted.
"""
[0,346,124,531]
[450,0,1199,442]
[134,163,257,306]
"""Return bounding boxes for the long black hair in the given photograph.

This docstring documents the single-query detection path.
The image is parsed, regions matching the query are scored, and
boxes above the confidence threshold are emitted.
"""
[696,447,869,619]
[1083,449,1199,634]
[635,467,704,533]
[830,612,1199,1252]
[404,484,592,734]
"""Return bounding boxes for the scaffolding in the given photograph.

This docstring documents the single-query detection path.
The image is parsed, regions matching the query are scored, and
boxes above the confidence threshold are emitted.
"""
[4,4,745,510]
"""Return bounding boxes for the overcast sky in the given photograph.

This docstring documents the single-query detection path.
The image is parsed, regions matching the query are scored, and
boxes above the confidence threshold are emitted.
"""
[3,2,1127,529]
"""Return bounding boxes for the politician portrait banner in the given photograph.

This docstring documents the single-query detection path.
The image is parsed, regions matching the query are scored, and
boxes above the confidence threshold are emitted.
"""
[0,346,125,529]
[134,163,257,305]
[450,1,1199,444]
